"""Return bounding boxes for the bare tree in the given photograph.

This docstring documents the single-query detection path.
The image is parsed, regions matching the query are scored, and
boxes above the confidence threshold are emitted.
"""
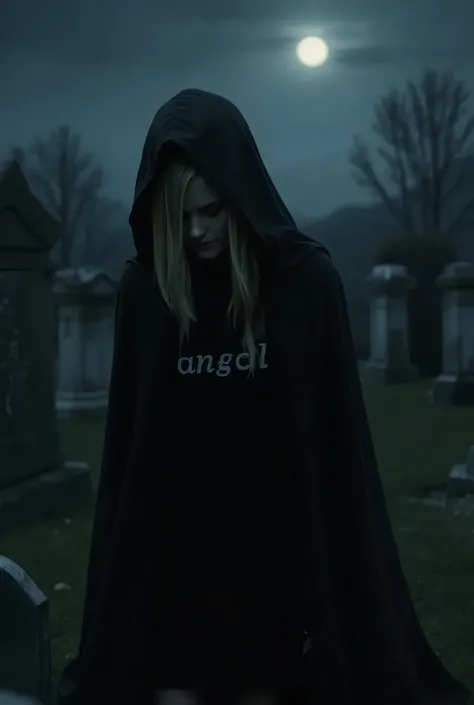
[81,193,123,265]
[3,126,106,267]
[349,70,474,236]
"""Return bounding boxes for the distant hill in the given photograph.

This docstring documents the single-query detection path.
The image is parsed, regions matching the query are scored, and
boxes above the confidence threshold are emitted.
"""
[301,192,474,356]
[303,201,474,291]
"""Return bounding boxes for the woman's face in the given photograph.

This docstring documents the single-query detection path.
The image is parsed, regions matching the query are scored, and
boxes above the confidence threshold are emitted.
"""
[182,176,229,260]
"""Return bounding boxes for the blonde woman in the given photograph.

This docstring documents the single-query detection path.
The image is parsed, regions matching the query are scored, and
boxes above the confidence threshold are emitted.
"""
[58,90,469,705]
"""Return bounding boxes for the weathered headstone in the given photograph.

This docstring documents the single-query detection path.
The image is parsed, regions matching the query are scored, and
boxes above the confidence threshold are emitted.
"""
[54,267,117,419]
[0,163,92,530]
[0,556,52,704]
[447,445,474,496]
[364,264,418,384]
[432,261,474,405]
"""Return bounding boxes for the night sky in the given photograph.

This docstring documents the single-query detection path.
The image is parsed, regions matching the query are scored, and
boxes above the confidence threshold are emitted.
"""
[1,0,473,219]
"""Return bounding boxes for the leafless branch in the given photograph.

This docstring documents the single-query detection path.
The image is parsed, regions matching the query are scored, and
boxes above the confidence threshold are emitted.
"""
[349,70,474,237]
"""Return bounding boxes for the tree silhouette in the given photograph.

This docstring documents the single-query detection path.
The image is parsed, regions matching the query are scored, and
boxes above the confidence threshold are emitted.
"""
[81,193,122,265]
[2,126,107,268]
[350,70,474,236]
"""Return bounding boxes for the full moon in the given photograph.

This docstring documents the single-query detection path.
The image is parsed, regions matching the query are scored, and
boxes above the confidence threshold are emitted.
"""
[296,36,329,67]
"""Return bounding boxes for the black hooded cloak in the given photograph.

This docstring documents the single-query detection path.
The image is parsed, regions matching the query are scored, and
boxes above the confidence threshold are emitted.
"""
[58,89,470,705]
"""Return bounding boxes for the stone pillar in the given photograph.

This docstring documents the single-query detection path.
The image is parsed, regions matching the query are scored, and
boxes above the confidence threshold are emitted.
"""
[432,262,474,405]
[54,267,117,418]
[364,264,418,384]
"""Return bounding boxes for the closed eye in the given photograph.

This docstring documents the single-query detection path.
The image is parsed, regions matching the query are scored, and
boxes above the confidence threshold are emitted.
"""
[182,202,224,220]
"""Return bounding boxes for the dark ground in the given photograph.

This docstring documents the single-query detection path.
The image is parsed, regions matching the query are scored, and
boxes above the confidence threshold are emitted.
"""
[1,379,473,694]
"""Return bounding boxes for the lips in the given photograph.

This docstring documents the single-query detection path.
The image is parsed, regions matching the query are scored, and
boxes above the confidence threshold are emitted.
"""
[196,241,216,249]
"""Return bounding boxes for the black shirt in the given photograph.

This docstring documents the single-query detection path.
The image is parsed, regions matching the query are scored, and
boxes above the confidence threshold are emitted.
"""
[162,254,306,618]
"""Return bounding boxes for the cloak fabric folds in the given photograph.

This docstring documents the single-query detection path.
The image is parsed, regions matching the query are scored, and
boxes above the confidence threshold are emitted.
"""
[57,88,470,705]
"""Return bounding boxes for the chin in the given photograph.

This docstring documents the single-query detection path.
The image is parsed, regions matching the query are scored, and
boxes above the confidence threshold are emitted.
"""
[196,247,222,260]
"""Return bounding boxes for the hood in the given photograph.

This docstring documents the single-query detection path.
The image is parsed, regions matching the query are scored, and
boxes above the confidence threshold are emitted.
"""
[129,88,325,266]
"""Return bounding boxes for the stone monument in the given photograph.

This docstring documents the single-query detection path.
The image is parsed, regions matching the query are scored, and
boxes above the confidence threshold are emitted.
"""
[447,445,474,496]
[0,556,52,704]
[432,261,474,405]
[364,264,418,384]
[54,267,117,418]
[0,163,92,531]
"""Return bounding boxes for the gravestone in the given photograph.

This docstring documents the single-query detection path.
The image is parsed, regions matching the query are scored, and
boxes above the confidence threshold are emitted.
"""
[364,264,419,384]
[54,267,117,418]
[0,163,92,531]
[432,262,474,405]
[447,445,474,496]
[0,556,52,704]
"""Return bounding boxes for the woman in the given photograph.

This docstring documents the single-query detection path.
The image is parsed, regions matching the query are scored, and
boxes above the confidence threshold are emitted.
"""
[59,89,469,705]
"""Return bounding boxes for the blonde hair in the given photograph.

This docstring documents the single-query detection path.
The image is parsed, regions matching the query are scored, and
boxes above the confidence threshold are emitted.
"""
[152,156,263,370]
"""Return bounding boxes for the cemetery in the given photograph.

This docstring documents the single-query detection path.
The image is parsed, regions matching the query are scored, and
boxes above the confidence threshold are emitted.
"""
[0,163,474,701]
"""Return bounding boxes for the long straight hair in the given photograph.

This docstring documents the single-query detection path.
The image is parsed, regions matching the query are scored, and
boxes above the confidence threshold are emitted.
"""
[151,156,263,370]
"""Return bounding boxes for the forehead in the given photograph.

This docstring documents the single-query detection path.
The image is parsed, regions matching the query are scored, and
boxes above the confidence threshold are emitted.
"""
[183,175,219,210]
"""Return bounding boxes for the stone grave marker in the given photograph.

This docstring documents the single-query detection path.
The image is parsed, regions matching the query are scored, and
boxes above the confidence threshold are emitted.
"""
[364,264,419,384]
[0,162,91,531]
[447,445,474,496]
[54,267,117,418]
[432,261,474,405]
[0,556,52,704]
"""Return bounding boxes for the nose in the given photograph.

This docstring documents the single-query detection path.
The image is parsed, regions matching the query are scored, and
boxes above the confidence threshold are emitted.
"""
[189,215,206,241]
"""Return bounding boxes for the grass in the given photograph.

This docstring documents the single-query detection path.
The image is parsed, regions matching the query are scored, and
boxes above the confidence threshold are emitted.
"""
[0,419,105,686]
[364,380,474,690]
[1,381,474,694]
